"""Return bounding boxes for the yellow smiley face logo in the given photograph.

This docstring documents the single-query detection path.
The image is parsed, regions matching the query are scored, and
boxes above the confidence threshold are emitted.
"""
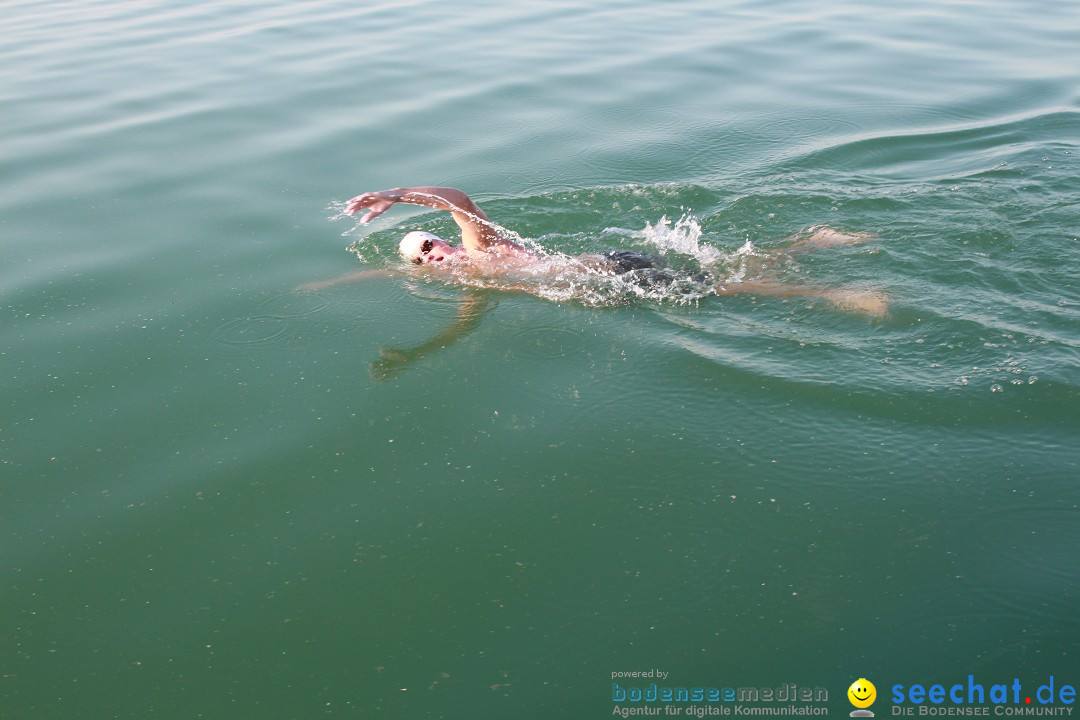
[848,679,877,709]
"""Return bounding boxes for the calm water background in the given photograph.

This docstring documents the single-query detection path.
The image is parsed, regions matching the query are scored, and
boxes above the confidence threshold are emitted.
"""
[3,0,1079,718]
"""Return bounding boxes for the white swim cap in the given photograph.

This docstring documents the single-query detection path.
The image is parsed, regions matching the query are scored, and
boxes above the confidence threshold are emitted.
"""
[399,231,444,262]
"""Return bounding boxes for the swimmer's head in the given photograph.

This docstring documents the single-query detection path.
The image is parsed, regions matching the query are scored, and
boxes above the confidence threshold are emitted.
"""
[399,231,452,264]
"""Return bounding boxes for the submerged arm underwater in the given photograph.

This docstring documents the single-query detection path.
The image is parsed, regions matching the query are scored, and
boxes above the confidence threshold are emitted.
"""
[368,292,494,382]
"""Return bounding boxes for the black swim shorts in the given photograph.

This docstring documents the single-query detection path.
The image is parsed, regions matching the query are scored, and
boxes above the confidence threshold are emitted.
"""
[603,250,657,273]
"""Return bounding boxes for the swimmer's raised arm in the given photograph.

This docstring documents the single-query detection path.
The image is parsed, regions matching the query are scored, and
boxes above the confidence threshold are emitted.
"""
[344,187,480,223]
[345,186,515,254]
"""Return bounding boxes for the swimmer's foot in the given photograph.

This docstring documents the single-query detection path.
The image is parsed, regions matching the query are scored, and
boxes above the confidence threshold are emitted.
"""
[818,288,890,319]
[716,280,889,319]
[782,225,874,254]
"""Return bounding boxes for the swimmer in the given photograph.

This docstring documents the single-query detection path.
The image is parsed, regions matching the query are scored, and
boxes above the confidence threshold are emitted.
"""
[324,185,888,317]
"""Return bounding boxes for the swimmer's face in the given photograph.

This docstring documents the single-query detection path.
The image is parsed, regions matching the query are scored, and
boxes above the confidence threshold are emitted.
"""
[400,233,453,265]
[848,679,876,709]
[414,239,440,264]
[414,237,452,264]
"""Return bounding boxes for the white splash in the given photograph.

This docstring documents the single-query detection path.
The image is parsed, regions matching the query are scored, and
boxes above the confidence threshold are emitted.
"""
[639,213,726,266]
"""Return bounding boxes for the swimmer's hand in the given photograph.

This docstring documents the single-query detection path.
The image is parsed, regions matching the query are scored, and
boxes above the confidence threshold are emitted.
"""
[294,269,397,292]
[344,189,404,223]
[370,347,410,382]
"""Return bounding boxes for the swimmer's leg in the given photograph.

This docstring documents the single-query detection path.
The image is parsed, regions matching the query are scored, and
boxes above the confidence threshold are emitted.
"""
[719,226,884,316]
[715,280,888,319]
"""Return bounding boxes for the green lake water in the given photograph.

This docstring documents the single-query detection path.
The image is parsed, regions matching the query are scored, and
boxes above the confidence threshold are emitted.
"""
[3,1,1079,718]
